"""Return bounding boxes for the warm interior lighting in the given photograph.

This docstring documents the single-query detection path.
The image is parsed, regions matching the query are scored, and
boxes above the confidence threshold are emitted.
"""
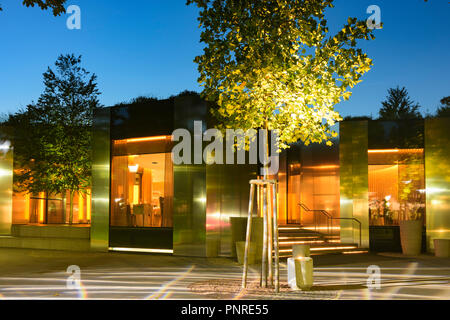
[24,193,30,221]
[117,136,171,144]
[133,185,140,205]
[303,165,339,170]
[368,148,424,154]
[128,164,139,173]
[38,192,45,223]
[342,250,368,254]
[310,246,356,251]
[281,240,325,245]
[368,149,399,153]
[279,246,357,253]
[86,192,91,221]
[78,193,84,222]
[302,226,341,231]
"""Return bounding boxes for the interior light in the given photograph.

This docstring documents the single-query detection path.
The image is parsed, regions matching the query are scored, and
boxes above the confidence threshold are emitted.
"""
[120,136,170,143]
[368,149,399,153]
[128,164,139,173]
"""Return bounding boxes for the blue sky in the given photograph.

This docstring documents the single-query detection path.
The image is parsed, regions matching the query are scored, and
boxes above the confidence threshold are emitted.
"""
[0,0,449,118]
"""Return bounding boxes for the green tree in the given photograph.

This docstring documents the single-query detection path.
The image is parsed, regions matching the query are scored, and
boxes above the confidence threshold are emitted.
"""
[187,0,375,155]
[7,54,100,224]
[0,0,66,15]
[378,86,422,120]
[188,0,377,291]
[436,96,450,117]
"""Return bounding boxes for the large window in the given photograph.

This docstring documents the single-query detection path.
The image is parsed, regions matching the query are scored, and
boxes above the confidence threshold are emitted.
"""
[368,149,425,226]
[110,136,173,228]
[12,191,91,225]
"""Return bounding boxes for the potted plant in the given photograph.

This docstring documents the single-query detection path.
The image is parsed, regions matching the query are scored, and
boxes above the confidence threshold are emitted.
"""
[398,156,425,256]
[399,205,423,256]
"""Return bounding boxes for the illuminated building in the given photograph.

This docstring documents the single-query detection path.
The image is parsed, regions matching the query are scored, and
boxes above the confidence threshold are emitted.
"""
[0,96,448,257]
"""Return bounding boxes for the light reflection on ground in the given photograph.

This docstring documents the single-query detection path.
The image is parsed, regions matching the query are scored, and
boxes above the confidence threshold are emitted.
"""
[0,252,448,300]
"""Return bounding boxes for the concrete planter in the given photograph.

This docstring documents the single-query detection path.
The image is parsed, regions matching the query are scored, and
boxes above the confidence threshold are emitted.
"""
[434,239,450,258]
[399,220,422,256]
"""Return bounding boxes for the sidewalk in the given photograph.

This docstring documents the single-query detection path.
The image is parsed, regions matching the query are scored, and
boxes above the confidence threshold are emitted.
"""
[0,248,448,300]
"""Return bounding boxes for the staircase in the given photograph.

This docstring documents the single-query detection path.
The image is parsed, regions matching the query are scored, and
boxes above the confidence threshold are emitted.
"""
[277,224,367,257]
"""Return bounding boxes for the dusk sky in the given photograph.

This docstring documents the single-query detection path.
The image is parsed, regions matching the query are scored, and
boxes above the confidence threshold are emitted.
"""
[0,0,449,118]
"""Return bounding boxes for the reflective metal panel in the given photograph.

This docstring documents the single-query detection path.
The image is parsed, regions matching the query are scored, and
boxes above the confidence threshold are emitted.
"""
[207,162,258,257]
[90,108,111,251]
[277,151,287,224]
[284,128,340,232]
[0,129,12,235]
[339,121,369,247]
[425,118,450,251]
[339,122,353,244]
[173,95,207,256]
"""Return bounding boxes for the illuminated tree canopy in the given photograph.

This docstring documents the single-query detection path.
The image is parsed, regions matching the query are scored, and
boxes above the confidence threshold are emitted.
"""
[188,0,377,149]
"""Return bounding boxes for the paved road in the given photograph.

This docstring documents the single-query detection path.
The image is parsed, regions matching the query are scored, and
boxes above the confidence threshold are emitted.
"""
[0,248,448,300]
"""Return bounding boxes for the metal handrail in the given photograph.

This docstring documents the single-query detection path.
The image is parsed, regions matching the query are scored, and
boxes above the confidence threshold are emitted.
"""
[298,203,332,235]
[330,217,362,248]
[298,203,362,247]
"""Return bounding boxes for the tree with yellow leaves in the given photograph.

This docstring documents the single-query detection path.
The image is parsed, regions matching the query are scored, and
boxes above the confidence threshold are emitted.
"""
[188,0,376,150]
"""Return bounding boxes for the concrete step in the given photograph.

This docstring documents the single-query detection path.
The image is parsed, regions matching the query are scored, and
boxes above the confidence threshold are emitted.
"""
[11,224,90,239]
[278,243,366,257]
[0,236,90,252]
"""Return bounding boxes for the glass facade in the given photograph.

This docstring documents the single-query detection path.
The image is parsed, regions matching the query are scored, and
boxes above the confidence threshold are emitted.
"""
[339,121,369,247]
[367,120,426,230]
[368,149,425,226]
[12,191,91,225]
[425,117,450,250]
[285,140,340,230]
[111,147,173,228]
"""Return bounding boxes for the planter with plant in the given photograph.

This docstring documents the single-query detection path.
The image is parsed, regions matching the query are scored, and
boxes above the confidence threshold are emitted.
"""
[398,161,425,256]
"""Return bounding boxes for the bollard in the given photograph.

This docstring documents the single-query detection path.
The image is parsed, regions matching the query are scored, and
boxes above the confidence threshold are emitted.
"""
[295,257,314,290]
[287,258,297,290]
[287,256,314,291]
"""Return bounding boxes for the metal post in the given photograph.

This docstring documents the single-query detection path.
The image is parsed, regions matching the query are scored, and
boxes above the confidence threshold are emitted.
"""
[258,185,263,287]
[261,185,268,288]
[272,183,280,293]
[267,185,273,287]
[242,183,256,288]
